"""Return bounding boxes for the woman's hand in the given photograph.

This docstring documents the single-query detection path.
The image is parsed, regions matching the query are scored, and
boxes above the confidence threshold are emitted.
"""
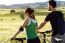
[11,36,16,41]
[11,30,21,41]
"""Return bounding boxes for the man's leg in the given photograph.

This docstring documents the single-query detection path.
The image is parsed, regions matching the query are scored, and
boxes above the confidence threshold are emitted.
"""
[62,33,65,43]
[51,37,57,43]
[51,34,64,43]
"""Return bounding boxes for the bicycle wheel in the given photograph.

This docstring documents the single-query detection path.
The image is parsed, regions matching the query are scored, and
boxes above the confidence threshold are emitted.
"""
[38,33,52,43]
[38,33,44,43]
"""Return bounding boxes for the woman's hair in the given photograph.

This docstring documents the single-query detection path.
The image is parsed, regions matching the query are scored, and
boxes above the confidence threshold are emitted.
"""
[25,8,35,19]
[49,0,57,8]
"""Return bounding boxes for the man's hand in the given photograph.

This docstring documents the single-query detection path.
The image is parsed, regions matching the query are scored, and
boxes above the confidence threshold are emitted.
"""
[36,28,41,33]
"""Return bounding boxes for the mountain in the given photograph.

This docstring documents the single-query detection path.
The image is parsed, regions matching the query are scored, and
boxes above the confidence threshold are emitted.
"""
[56,1,65,6]
[0,1,65,9]
[5,2,48,9]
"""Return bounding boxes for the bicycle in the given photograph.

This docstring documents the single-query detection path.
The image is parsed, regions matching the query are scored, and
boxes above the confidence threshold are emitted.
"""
[10,26,51,43]
[38,31,64,43]
[10,31,63,43]
[10,31,52,43]
[38,31,52,43]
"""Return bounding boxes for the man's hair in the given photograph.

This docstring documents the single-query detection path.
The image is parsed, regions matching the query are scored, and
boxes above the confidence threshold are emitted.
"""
[49,0,57,8]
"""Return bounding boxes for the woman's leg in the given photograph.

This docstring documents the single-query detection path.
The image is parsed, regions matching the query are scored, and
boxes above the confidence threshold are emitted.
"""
[34,37,40,43]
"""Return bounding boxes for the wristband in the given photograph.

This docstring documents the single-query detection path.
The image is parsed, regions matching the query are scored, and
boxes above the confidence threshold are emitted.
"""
[19,27,23,31]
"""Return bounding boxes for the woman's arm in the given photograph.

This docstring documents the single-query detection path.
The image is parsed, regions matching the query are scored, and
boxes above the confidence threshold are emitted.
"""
[22,18,29,27]
[11,18,29,39]
[12,30,21,39]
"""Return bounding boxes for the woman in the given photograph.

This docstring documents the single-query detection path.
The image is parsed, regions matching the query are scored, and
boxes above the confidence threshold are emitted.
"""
[11,8,40,43]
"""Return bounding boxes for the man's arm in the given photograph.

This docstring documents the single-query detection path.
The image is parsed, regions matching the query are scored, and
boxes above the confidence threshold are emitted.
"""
[38,13,51,30]
[38,21,48,30]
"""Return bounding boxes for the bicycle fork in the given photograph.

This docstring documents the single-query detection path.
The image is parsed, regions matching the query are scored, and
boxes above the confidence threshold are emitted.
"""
[42,34,46,43]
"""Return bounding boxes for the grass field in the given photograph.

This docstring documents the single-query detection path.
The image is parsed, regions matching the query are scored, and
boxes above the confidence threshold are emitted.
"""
[0,8,65,43]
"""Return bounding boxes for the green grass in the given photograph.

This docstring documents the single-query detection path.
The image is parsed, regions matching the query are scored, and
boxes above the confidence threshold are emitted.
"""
[0,8,65,43]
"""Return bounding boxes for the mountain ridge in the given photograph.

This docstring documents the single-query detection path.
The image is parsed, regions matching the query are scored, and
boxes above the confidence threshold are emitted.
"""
[0,1,65,8]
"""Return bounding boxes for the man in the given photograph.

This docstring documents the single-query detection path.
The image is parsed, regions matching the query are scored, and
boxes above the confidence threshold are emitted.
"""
[37,0,65,43]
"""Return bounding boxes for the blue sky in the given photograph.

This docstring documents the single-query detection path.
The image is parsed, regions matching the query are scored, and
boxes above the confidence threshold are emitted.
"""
[0,0,65,5]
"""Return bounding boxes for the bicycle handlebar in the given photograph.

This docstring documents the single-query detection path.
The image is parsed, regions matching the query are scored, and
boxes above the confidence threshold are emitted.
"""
[11,38,26,41]
[38,31,52,34]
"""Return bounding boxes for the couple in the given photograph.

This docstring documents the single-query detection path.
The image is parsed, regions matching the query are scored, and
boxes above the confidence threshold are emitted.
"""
[11,0,65,43]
